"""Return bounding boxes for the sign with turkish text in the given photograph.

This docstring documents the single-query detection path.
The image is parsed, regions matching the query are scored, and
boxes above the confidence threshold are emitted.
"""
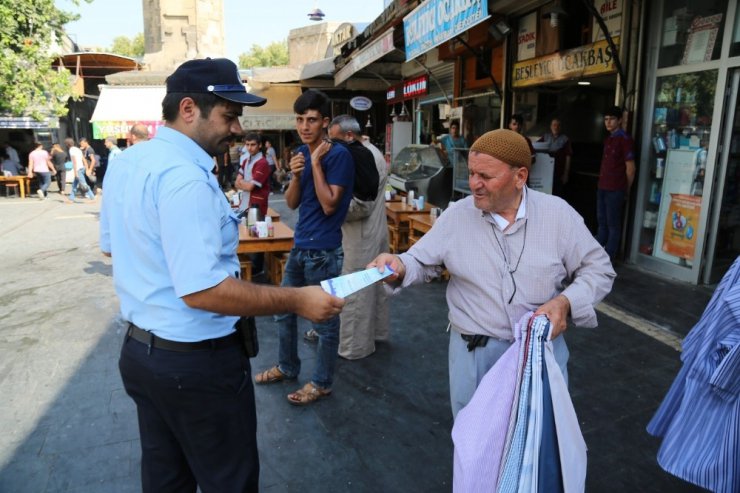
[512,37,619,88]
[403,0,489,60]
[592,0,623,42]
[335,29,395,85]
[92,121,162,139]
[517,12,537,61]
[386,75,429,103]
[350,96,373,111]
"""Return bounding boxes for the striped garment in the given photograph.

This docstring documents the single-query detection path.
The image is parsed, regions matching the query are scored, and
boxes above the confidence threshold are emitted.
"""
[647,256,740,493]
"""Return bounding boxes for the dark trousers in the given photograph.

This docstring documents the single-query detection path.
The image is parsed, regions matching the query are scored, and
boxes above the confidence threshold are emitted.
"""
[119,336,259,493]
[54,168,66,193]
[596,188,625,258]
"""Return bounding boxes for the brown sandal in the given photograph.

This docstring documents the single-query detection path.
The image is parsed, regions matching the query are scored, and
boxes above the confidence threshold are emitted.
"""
[287,382,332,406]
[254,365,294,385]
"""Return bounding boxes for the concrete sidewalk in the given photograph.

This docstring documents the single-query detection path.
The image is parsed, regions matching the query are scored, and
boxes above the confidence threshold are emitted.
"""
[0,192,708,492]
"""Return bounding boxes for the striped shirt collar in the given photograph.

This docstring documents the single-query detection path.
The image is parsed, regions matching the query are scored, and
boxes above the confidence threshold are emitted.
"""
[490,186,528,230]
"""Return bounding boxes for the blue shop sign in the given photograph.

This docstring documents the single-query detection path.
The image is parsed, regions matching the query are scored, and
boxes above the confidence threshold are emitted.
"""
[403,0,489,60]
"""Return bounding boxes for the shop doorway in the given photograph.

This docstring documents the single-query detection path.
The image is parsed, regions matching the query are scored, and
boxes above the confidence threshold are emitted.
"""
[704,68,740,283]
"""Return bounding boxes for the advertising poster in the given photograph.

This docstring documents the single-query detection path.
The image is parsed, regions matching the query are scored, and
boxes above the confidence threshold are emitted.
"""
[592,0,623,42]
[527,150,554,195]
[517,12,537,61]
[661,194,701,259]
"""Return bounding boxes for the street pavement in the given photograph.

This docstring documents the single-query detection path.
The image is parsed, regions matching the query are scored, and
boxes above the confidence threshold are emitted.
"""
[0,189,709,492]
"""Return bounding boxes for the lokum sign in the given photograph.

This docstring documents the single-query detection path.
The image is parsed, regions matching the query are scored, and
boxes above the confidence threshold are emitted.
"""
[512,37,619,88]
[386,75,429,103]
[403,0,490,60]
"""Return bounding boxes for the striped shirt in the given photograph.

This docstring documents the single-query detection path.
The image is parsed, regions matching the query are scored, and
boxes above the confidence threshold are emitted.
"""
[397,189,615,341]
[647,256,740,493]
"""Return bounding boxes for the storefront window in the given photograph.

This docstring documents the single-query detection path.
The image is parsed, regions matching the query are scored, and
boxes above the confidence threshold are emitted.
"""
[658,0,728,68]
[730,2,740,56]
[639,70,717,266]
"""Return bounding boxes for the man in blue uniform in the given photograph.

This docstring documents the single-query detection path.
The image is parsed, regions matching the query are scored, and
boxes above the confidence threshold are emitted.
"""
[100,58,344,492]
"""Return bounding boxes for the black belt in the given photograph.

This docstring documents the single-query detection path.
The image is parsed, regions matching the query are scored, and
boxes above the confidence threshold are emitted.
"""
[126,323,240,352]
[460,333,490,351]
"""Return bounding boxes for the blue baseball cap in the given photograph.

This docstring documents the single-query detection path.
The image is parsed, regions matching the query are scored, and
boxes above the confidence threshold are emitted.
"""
[166,58,266,107]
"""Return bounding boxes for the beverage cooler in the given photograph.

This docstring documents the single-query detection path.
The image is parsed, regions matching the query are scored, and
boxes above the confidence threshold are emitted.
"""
[387,144,452,207]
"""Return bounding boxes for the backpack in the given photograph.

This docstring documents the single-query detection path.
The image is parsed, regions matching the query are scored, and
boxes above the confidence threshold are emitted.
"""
[336,140,379,202]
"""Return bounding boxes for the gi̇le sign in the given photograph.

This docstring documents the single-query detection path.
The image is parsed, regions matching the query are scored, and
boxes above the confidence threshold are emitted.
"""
[403,0,490,60]
[512,37,619,88]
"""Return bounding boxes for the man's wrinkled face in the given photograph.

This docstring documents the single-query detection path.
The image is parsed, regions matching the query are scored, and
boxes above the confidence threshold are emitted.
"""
[193,101,243,156]
[468,151,527,214]
[295,110,328,146]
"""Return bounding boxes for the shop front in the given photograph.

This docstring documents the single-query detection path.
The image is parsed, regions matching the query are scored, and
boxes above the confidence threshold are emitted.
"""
[632,0,740,284]
[505,0,639,231]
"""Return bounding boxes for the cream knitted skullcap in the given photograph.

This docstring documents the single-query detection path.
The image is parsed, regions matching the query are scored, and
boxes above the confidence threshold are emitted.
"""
[469,129,531,170]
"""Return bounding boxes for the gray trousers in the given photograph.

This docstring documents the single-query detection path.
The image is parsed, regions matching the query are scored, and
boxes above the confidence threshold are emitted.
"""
[448,330,569,419]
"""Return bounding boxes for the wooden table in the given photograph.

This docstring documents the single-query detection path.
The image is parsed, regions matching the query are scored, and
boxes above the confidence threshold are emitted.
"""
[266,207,281,222]
[408,213,435,247]
[385,202,434,253]
[238,222,294,285]
[0,176,31,198]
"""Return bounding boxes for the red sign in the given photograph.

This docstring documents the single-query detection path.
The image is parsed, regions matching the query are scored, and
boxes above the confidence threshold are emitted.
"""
[386,74,429,103]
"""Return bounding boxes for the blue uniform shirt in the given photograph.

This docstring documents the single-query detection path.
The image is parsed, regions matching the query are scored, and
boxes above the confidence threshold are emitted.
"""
[294,143,354,250]
[100,126,240,342]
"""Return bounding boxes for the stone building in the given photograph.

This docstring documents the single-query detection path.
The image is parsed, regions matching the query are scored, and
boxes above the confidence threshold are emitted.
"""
[141,0,225,71]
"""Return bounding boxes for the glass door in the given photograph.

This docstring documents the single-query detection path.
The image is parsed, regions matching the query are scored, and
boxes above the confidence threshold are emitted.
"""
[703,68,740,283]
[636,70,717,272]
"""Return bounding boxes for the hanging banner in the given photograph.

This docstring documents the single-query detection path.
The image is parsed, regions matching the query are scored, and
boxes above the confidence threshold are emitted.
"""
[403,0,489,60]
[512,37,619,88]
[661,193,701,260]
[517,12,537,61]
[92,121,163,140]
[592,0,623,42]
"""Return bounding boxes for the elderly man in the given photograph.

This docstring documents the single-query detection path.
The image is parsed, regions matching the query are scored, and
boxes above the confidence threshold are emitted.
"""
[326,114,388,360]
[371,129,615,418]
[100,58,344,491]
[128,123,150,146]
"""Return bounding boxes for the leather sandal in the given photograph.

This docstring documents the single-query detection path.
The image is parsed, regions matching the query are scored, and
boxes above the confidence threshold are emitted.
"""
[254,365,294,385]
[287,382,332,406]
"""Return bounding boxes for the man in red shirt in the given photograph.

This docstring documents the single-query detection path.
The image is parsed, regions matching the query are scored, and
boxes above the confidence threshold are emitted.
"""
[235,132,271,216]
[597,106,636,259]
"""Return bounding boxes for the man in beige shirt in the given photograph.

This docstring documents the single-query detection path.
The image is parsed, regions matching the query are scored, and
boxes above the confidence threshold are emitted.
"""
[372,129,615,417]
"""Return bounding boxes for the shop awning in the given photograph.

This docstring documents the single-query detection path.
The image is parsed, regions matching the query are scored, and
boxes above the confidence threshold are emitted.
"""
[239,85,302,131]
[300,57,336,80]
[90,85,166,139]
[91,85,166,122]
[335,28,396,86]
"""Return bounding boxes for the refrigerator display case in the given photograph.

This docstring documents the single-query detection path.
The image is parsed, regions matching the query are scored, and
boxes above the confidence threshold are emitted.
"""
[451,148,471,194]
[388,144,452,207]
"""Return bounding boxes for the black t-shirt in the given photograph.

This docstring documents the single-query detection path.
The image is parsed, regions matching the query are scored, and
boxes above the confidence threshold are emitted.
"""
[51,150,68,169]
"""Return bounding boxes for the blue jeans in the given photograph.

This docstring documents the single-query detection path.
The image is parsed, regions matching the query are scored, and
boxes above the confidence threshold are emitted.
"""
[69,168,94,201]
[276,246,343,389]
[35,172,52,196]
[596,189,625,258]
